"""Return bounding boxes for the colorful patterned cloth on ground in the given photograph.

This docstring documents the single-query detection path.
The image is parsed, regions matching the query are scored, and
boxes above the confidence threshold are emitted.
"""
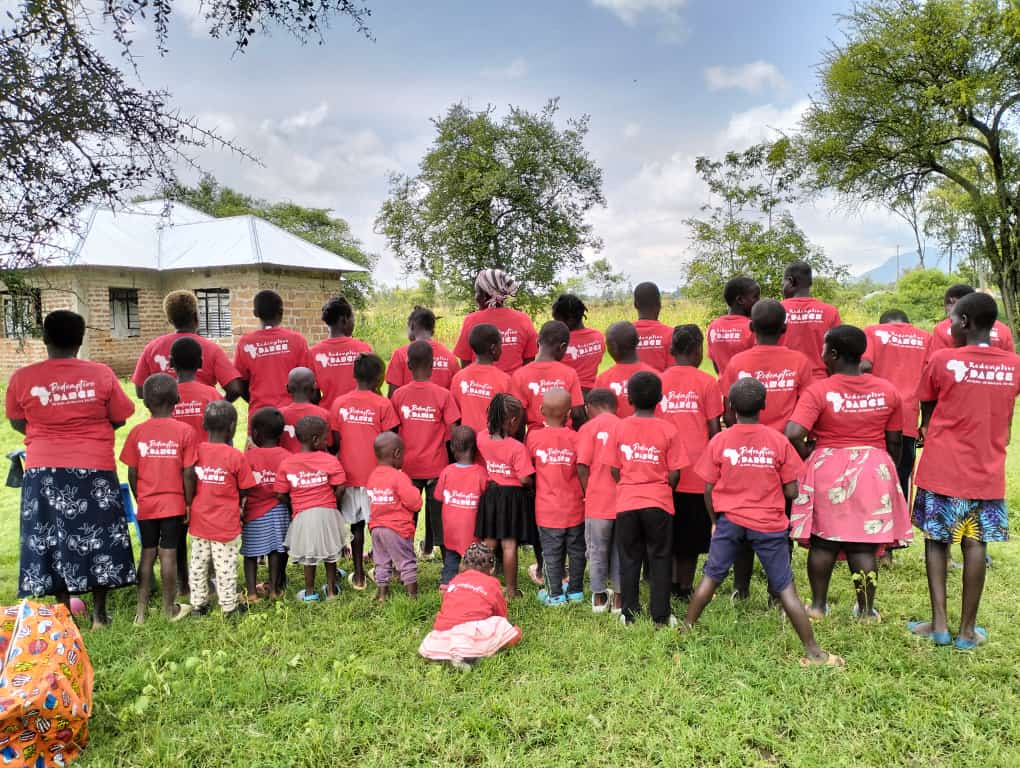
[912,488,1008,544]
[419,617,522,663]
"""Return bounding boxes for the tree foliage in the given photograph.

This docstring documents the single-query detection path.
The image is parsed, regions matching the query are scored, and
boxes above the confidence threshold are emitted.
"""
[863,268,961,328]
[375,100,606,313]
[1,0,371,270]
[800,0,1020,337]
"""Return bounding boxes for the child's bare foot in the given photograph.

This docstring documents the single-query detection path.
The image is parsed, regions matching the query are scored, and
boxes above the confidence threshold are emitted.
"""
[505,587,524,600]
[799,651,845,667]
[804,603,829,621]
[375,585,389,603]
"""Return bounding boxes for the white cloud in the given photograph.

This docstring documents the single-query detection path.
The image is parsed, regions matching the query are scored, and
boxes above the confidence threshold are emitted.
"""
[720,99,810,148]
[278,103,329,134]
[704,61,789,94]
[480,58,528,81]
[623,122,642,139]
[591,0,687,25]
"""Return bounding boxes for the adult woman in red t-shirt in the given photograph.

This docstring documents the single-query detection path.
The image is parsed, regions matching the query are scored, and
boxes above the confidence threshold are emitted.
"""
[5,311,138,629]
[453,269,538,374]
[784,325,913,623]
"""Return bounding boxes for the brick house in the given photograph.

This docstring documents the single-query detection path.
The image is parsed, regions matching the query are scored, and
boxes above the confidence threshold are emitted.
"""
[0,201,368,379]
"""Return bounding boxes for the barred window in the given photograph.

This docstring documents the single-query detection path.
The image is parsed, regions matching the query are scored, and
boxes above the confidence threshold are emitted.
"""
[1,289,42,339]
[195,288,232,338]
[109,288,140,338]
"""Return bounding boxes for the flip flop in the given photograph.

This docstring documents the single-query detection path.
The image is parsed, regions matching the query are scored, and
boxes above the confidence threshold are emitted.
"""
[953,627,987,650]
[805,603,830,622]
[906,620,952,646]
[799,652,845,668]
[296,590,320,603]
[347,572,366,591]
[254,582,271,598]
[852,604,881,623]
[169,603,193,623]
[528,563,544,586]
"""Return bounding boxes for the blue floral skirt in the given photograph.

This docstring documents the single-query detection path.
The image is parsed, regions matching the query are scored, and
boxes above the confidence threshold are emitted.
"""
[19,467,137,597]
[912,487,1009,544]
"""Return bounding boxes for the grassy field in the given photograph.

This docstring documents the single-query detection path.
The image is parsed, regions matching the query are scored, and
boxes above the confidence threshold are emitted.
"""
[1,299,1018,767]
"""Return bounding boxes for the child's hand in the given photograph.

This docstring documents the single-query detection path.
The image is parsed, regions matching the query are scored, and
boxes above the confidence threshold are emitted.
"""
[184,506,191,524]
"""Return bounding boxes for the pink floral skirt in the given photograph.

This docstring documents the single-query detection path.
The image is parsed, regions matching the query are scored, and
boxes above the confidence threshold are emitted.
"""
[419,616,522,663]
[790,446,913,548]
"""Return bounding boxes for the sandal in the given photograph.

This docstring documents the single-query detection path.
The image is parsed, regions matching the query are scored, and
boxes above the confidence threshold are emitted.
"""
[296,590,320,603]
[347,571,366,591]
[804,603,830,622]
[953,627,987,651]
[799,652,845,668]
[852,604,881,623]
[254,582,271,598]
[906,620,952,646]
[528,563,544,586]
[169,603,193,623]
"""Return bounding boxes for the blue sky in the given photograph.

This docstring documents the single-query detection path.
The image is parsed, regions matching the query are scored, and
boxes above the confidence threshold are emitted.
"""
[119,0,914,287]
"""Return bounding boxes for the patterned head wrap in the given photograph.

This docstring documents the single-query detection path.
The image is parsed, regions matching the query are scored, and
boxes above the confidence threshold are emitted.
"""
[474,269,518,308]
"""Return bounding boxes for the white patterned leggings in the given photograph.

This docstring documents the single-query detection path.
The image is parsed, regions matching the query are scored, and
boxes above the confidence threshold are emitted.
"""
[189,536,240,612]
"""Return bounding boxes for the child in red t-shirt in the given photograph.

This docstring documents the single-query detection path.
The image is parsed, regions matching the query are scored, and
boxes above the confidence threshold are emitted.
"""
[450,323,511,434]
[275,415,347,602]
[605,371,688,626]
[386,306,460,394]
[683,378,843,667]
[419,543,523,670]
[170,336,223,443]
[552,293,605,392]
[780,261,841,379]
[577,388,622,613]
[279,367,333,453]
[528,389,586,606]
[309,296,373,409]
[366,432,423,602]
[394,341,461,561]
[435,426,488,587]
[593,322,657,418]
[242,407,292,601]
[189,400,257,617]
[706,276,759,375]
[329,353,399,590]
[233,290,310,414]
[512,320,586,433]
[632,282,673,371]
[120,374,197,624]
[475,393,536,599]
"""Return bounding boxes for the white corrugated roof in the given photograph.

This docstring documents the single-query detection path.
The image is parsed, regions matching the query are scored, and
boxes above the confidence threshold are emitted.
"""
[38,200,369,273]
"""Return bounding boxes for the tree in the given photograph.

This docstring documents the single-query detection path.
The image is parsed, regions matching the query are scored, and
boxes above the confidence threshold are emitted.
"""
[1,0,371,269]
[800,0,1020,337]
[375,100,606,313]
[863,268,961,327]
[171,177,377,306]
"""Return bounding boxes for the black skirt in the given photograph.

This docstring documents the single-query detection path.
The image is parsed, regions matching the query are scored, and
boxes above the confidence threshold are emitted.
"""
[672,491,712,556]
[474,483,537,545]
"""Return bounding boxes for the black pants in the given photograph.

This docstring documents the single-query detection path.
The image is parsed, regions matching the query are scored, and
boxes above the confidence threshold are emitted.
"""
[896,437,917,501]
[616,507,673,624]
[412,478,443,554]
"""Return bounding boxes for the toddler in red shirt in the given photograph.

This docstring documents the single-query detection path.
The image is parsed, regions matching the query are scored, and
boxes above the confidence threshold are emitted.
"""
[279,367,333,453]
[683,378,843,667]
[170,336,222,443]
[706,276,759,375]
[419,543,523,671]
[552,293,605,392]
[512,320,586,432]
[435,426,488,587]
[242,407,292,602]
[189,400,257,617]
[450,323,512,434]
[234,290,311,414]
[120,374,197,624]
[593,322,657,418]
[632,282,673,371]
[366,432,423,602]
[528,389,586,606]
[394,341,461,561]
[386,306,459,395]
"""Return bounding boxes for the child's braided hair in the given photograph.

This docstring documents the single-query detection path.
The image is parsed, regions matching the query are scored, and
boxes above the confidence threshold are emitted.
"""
[486,392,523,438]
[462,542,496,573]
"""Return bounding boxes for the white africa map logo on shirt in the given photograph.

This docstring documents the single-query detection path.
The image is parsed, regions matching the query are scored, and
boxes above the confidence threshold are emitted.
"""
[946,359,1016,385]
[596,431,610,445]
[609,381,625,396]
[723,445,777,468]
[30,381,97,406]
[619,442,662,463]
[825,391,886,414]
[154,354,170,371]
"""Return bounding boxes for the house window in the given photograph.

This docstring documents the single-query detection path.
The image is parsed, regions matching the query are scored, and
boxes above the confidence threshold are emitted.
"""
[195,288,232,338]
[1,289,42,339]
[109,288,140,338]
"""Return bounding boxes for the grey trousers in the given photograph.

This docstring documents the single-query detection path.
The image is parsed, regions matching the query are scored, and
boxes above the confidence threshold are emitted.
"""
[538,524,586,597]
[585,517,621,594]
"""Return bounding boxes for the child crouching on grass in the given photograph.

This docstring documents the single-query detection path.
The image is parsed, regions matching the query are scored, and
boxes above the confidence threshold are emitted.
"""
[419,543,523,671]
[367,432,423,602]
[682,378,843,667]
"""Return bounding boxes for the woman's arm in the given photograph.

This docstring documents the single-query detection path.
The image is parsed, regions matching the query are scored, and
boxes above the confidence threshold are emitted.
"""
[884,430,902,464]
[520,473,534,490]
[917,400,936,446]
[784,422,812,460]
[127,467,138,499]
[706,417,722,438]
[182,467,197,508]
[667,469,680,492]
[577,464,590,494]
[703,483,716,526]
[782,479,799,501]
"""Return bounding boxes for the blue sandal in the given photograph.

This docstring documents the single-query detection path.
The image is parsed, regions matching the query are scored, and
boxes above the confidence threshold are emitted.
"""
[953,627,987,650]
[907,620,952,646]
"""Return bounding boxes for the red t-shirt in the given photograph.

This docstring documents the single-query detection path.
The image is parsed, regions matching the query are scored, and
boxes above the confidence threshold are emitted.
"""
[914,346,1020,499]
[694,424,803,532]
[790,373,902,451]
[329,389,400,486]
[510,360,584,431]
[720,346,814,433]
[6,358,136,470]
[173,380,222,442]
[605,416,688,515]
[929,317,1014,354]
[563,327,606,389]
[655,366,724,493]
[386,340,459,391]
[393,381,460,479]
[526,426,584,529]
[119,418,198,520]
[476,432,534,487]
[454,307,539,373]
[633,319,673,372]
[243,445,290,523]
[435,463,488,555]
[863,322,932,439]
[432,569,508,631]
[132,332,240,390]
[308,336,373,409]
[706,314,754,375]
[279,402,334,453]
[576,411,620,521]
[779,297,841,379]
[273,450,346,515]
[593,361,658,418]
[366,465,422,538]
[190,442,257,542]
[234,326,310,412]
[450,364,512,434]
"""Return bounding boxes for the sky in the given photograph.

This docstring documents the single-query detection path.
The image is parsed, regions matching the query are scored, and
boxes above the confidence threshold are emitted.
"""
[111,0,918,288]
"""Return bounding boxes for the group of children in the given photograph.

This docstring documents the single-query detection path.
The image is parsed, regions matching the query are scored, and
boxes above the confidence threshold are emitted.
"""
[115,267,1018,669]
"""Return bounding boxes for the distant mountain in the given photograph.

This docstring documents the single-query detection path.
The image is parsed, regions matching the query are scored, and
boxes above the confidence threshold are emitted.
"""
[856,251,921,284]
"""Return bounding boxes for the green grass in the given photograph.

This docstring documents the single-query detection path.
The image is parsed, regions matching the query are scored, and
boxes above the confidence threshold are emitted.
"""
[1,299,1018,767]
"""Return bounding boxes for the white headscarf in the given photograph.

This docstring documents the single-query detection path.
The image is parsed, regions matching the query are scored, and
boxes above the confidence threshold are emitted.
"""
[474,269,518,308]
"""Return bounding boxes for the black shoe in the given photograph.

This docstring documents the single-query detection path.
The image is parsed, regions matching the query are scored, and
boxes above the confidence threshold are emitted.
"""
[191,603,211,617]
[224,603,249,619]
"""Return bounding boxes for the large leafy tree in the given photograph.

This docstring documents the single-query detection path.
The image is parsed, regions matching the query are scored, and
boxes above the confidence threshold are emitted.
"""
[376,100,606,313]
[1,0,371,269]
[800,0,1020,337]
